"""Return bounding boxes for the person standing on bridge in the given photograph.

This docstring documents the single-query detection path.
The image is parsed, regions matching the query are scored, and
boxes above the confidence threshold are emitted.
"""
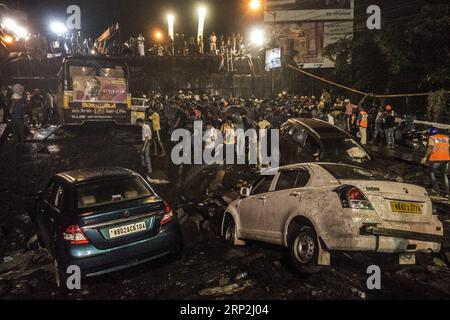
[422,127,450,199]
[137,33,146,57]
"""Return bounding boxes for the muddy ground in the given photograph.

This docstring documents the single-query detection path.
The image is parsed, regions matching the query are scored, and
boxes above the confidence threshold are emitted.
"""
[0,125,449,300]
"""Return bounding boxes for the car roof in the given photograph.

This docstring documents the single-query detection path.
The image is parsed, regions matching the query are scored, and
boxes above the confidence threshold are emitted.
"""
[56,167,138,185]
[284,118,351,139]
[261,162,361,175]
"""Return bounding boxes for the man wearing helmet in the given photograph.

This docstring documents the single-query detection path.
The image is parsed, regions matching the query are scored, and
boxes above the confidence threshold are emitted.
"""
[422,127,450,199]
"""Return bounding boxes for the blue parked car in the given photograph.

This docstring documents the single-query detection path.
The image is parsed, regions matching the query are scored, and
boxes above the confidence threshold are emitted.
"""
[30,167,183,288]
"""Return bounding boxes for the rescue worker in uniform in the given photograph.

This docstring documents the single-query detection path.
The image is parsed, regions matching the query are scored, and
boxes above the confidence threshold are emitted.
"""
[357,107,369,145]
[422,127,450,199]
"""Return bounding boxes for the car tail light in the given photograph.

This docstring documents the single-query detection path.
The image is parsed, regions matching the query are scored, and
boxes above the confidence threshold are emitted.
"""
[335,186,374,210]
[161,204,174,226]
[63,225,89,245]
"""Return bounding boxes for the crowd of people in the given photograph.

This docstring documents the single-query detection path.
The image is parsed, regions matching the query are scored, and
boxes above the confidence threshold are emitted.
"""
[134,90,448,196]
[16,30,249,59]
[0,85,56,145]
[2,85,448,197]
[136,89,401,151]
[0,85,405,149]
[105,32,249,57]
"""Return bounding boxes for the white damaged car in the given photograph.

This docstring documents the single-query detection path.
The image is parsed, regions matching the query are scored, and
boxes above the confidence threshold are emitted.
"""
[221,163,444,272]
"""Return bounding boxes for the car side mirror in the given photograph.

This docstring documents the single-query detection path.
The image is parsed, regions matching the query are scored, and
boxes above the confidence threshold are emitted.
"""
[240,187,251,198]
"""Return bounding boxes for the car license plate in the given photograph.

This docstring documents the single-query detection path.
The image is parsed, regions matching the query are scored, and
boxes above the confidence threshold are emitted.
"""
[109,222,147,239]
[390,201,422,214]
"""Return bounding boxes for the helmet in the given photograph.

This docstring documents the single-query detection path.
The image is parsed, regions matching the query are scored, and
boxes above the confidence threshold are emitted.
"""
[385,105,392,111]
[428,127,439,136]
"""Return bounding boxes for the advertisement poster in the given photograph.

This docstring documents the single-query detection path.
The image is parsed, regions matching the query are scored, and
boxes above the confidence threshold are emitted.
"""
[267,21,353,68]
[73,76,127,104]
[265,0,354,21]
[265,48,282,70]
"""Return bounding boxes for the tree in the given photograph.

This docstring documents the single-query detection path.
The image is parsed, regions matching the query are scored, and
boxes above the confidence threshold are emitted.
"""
[323,3,450,95]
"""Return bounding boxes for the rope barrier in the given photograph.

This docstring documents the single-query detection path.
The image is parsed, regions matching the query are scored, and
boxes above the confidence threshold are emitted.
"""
[287,64,449,98]
[286,64,367,95]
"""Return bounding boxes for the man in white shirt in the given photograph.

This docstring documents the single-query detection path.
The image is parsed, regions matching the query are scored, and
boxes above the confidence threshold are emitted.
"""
[137,33,145,57]
[204,122,218,150]
[137,118,152,176]
[210,32,217,55]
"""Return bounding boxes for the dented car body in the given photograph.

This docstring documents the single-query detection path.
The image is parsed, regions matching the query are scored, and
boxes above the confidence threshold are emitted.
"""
[280,118,372,166]
[222,163,443,271]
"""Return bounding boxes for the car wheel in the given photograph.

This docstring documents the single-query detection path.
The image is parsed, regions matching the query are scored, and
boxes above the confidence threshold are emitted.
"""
[289,225,322,274]
[223,215,236,245]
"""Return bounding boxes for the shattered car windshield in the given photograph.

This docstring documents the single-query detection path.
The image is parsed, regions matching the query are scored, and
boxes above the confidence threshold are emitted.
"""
[321,138,370,163]
[321,164,383,181]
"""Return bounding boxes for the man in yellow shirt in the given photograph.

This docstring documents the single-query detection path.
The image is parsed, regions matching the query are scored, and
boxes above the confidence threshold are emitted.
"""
[147,107,166,157]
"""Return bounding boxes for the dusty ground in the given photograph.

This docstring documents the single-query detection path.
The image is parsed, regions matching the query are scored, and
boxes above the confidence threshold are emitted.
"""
[0,125,449,300]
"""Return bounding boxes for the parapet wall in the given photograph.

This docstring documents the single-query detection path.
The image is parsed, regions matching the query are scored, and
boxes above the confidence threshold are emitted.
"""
[3,55,273,97]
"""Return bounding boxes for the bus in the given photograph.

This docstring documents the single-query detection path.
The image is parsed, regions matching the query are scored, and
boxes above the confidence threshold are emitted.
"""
[56,55,131,125]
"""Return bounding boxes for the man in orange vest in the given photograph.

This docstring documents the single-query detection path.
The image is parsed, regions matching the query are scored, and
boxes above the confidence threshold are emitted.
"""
[422,127,450,198]
[357,107,369,145]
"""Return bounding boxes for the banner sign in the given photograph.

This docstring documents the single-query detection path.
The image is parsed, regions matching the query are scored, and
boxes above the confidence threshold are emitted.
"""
[73,76,127,103]
[265,48,282,70]
[265,0,354,22]
[65,108,130,124]
[267,21,353,68]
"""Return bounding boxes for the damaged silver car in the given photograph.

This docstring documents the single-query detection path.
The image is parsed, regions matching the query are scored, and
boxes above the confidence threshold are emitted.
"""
[222,163,444,272]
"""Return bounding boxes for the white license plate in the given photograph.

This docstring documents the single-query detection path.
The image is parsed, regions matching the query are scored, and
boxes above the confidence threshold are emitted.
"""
[109,222,147,239]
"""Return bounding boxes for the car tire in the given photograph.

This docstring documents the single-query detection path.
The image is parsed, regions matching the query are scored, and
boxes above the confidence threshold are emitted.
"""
[223,215,237,246]
[289,225,322,274]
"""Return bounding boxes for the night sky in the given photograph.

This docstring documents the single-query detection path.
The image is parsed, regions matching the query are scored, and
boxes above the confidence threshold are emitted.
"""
[1,0,442,40]
[2,0,252,40]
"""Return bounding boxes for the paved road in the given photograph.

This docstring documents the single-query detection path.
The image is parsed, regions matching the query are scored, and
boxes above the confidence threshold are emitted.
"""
[0,125,449,300]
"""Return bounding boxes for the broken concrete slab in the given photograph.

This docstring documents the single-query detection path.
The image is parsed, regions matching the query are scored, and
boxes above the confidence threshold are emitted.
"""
[198,280,254,296]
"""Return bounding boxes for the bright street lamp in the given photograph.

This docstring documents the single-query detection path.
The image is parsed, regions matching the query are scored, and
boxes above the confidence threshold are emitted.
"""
[1,18,29,40]
[197,6,206,41]
[1,17,17,31]
[3,35,13,44]
[50,21,68,36]
[167,14,175,40]
[249,0,262,11]
[154,30,163,42]
[250,28,264,46]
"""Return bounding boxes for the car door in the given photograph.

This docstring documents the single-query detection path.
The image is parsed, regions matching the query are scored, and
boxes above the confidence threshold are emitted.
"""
[36,180,57,246]
[40,182,66,247]
[264,168,312,244]
[238,176,275,240]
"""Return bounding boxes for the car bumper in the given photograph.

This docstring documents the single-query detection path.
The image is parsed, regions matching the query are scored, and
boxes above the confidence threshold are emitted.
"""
[343,226,443,254]
[65,223,181,277]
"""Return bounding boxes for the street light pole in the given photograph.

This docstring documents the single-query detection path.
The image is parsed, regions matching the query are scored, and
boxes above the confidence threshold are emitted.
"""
[167,14,174,40]
[197,7,206,42]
